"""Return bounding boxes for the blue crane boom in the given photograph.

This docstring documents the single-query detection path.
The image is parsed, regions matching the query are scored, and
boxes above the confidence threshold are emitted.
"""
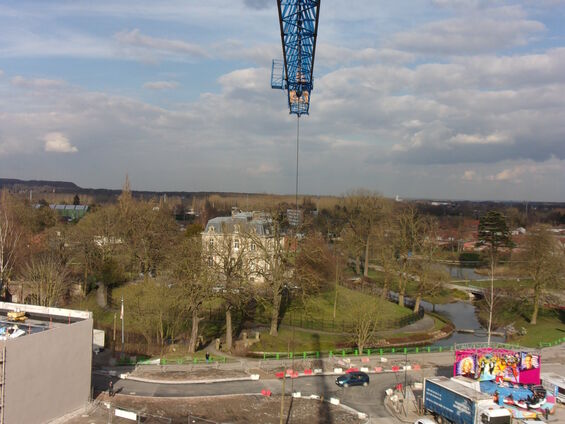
[271,0,321,116]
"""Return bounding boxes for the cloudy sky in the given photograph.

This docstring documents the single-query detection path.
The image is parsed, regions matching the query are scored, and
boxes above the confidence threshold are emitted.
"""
[1,0,564,201]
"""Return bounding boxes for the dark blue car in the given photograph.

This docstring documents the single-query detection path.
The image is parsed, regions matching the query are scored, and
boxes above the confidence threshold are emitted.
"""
[335,371,370,388]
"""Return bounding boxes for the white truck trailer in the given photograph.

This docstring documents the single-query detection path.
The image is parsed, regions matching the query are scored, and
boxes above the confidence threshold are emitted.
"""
[423,376,512,424]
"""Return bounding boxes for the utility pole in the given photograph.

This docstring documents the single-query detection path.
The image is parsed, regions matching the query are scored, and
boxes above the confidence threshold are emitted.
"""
[120,296,124,358]
[113,313,116,354]
[404,349,408,397]
[279,375,285,424]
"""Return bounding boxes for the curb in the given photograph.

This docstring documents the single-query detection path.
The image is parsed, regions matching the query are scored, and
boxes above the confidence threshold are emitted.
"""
[120,365,431,386]
[125,375,259,385]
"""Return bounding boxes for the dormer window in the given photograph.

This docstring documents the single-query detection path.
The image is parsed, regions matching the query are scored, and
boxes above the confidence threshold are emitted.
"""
[234,239,240,249]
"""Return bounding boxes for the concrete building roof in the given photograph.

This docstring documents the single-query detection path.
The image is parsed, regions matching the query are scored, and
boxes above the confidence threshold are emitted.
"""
[0,302,92,341]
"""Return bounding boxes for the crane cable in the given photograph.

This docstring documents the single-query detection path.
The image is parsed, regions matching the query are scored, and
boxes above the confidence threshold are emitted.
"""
[295,115,300,213]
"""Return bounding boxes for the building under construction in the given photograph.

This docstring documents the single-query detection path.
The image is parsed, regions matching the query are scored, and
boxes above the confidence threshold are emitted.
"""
[0,302,93,424]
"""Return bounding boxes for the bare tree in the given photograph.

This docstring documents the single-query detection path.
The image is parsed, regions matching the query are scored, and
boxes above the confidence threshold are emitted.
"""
[0,190,20,298]
[518,224,565,324]
[342,190,389,277]
[206,223,252,351]
[249,219,291,336]
[373,213,396,300]
[349,298,380,353]
[294,232,334,304]
[392,206,421,307]
[168,234,212,352]
[411,216,447,312]
[23,254,69,307]
[123,277,186,353]
[477,210,511,344]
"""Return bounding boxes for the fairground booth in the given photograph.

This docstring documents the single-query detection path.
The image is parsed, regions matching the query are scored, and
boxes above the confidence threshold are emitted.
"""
[454,343,555,421]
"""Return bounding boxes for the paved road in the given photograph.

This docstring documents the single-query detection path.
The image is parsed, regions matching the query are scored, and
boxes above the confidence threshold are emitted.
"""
[93,345,565,423]
[94,366,452,421]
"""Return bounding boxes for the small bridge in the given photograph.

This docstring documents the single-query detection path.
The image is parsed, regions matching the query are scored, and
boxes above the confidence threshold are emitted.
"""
[457,328,505,337]
[446,282,486,298]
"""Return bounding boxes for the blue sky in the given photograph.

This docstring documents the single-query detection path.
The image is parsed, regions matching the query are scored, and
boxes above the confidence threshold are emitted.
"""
[1,0,565,201]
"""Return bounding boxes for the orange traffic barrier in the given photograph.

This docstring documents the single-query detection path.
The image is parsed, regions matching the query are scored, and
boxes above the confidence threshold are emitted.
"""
[261,389,272,397]
[413,364,421,371]
[345,368,359,374]
[304,369,313,375]
[391,366,400,372]
[374,366,383,373]
[275,371,285,379]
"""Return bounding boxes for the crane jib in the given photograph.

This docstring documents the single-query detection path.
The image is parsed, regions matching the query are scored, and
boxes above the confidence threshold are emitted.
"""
[272,0,320,116]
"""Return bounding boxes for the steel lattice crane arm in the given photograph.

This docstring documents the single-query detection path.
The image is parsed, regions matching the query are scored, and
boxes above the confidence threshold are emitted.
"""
[271,0,320,116]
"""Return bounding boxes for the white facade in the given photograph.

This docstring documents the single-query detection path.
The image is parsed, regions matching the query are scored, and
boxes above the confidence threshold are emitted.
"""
[202,212,276,284]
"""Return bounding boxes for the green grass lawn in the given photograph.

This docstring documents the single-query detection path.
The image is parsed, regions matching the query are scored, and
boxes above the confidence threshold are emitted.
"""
[513,312,565,347]
[366,269,467,304]
[475,295,565,347]
[493,306,565,348]
[250,327,348,353]
[282,284,412,325]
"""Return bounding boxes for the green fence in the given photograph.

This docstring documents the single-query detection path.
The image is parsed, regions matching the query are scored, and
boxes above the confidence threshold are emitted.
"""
[118,355,228,366]
[538,337,565,348]
[259,344,456,360]
[279,308,424,333]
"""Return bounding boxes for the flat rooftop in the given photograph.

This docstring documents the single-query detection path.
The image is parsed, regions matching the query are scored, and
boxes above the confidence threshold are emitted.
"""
[0,302,92,341]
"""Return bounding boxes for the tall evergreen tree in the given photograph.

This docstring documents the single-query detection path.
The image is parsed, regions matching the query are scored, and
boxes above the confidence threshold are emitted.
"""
[477,210,511,344]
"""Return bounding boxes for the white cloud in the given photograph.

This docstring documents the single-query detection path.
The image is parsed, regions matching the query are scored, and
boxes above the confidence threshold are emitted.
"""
[449,133,511,145]
[462,170,479,181]
[1,2,565,200]
[486,159,564,182]
[143,81,179,90]
[44,132,78,153]
[390,8,545,55]
[245,163,280,176]
[115,29,208,61]
[11,75,66,89]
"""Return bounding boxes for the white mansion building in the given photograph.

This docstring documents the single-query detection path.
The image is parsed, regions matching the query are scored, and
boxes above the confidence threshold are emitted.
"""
[202,210,277,283]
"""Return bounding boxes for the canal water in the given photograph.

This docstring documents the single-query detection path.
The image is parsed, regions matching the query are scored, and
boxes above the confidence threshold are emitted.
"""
[424,264,505,346]
[421,300,505,347]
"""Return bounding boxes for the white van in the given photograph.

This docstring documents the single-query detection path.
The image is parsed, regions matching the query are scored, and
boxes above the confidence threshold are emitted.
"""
[540,372,565,404]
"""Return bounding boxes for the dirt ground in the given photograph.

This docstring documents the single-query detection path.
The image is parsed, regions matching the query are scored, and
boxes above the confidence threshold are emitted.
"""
[65,394,361,424]
[133,367,253,381]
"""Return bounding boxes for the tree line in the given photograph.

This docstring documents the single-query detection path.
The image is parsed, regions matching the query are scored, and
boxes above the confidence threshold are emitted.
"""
[0,184,563,354]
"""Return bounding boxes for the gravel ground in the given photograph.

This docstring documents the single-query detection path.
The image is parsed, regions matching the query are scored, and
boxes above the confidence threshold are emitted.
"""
[64,393,361,424]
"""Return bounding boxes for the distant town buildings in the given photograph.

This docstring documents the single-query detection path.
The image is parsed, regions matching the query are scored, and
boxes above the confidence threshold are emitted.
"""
[34,203,89,221]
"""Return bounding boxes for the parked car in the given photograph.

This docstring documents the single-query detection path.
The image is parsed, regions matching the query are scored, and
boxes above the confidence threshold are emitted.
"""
[335,371,369,388]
